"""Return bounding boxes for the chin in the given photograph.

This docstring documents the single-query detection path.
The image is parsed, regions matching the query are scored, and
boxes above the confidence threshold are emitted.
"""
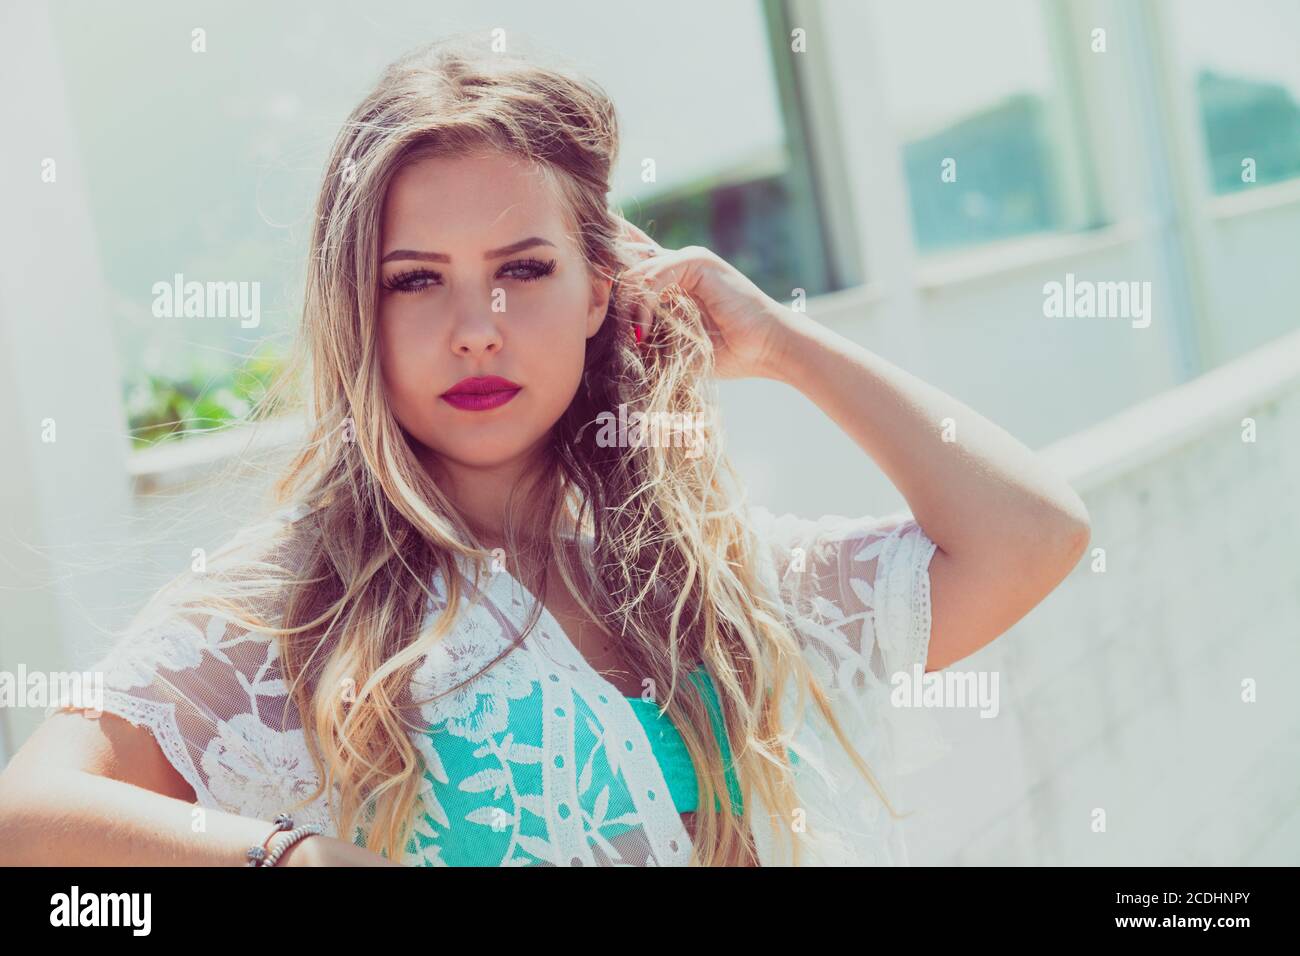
[426,434,545,469]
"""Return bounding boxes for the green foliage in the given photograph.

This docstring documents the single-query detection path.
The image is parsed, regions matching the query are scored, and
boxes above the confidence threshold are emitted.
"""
[124,347,291,448]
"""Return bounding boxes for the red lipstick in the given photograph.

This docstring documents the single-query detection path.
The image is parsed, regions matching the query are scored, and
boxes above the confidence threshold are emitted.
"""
[441,375,522,412]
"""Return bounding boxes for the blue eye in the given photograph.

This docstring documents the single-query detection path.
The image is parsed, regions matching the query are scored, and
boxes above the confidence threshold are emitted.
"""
[500,257,558,282]
[383,268,439,294]
[381,258,557,294]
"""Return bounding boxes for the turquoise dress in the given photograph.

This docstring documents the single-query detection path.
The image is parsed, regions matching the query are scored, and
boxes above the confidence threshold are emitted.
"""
[624,665,746,815]
[407,664,799,865]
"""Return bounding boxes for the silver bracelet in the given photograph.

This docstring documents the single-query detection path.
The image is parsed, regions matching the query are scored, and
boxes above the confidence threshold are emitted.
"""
[246,812,295,867]
[260,824,325,867]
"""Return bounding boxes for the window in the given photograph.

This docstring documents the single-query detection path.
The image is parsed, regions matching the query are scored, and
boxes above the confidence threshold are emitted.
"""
[609,0,851,302]
[47,0,837,447]
[869,0,1098,254]
[1166,0,1300,195]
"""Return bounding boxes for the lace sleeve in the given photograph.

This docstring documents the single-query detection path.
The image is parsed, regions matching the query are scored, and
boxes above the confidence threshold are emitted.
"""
[47,606,339,835]
[748,503,951,774]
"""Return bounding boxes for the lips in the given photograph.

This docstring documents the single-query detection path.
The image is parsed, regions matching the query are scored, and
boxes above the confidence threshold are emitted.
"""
[441,375,522,412]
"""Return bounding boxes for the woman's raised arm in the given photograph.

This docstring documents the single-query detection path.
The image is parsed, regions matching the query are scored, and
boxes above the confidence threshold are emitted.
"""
[620,235,1091,672]
[758,314,1091,671]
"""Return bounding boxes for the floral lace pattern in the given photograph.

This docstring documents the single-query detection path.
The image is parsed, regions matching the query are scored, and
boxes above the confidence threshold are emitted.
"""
[50,502,947,866]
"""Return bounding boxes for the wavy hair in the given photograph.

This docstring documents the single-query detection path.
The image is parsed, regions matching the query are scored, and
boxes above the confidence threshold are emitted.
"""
[147,32,904,866]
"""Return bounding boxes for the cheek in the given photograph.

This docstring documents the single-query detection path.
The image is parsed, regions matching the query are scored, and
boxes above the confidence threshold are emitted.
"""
[378,313,438,406]
[516,291,591,382]
[521,279,595,348]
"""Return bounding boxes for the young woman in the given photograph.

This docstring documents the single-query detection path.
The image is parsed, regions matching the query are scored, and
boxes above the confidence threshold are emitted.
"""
[0,36,1089,867]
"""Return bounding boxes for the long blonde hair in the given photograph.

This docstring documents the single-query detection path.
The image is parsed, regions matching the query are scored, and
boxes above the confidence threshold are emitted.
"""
[148,33,904,866]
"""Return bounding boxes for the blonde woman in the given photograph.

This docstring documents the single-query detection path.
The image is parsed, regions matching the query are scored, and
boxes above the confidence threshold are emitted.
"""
[0,36,1089,867]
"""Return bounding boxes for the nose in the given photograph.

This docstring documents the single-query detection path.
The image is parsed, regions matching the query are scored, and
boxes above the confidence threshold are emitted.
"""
[448,306,504,357]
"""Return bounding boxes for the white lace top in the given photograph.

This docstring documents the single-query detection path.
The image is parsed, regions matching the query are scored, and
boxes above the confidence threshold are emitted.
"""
[52,503,949,866]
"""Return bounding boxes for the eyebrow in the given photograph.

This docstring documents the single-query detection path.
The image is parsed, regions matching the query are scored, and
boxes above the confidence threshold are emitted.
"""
[380,236,556,265]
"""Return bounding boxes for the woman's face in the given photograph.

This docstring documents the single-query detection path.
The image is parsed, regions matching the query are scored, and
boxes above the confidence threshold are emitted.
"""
[377,148,611,477]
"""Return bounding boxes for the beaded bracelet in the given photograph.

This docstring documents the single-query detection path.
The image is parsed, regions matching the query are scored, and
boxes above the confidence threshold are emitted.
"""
[245,813,295,867]
[261,824,325,867]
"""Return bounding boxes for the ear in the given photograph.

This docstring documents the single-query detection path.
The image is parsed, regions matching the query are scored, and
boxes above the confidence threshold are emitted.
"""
[585,273,614,339]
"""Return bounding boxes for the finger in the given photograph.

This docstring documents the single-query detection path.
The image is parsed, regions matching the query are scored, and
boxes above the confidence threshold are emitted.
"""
[621,240,659,261]
[621,250,710,346]
[618,216,656,246]
[619,280,650,343]
[614,269,652,342]
[636,298,652,342]
[620,247,697,298]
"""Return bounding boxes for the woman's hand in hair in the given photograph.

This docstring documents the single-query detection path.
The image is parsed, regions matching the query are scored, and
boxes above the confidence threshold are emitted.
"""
[615,217,796,381]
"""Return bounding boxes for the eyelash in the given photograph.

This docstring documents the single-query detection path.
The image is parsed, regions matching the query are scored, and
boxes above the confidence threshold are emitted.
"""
[381,257,557,294]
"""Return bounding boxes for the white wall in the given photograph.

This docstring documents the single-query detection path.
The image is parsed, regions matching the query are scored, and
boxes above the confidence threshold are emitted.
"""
[0,2,132,756]
[899,326,1300,864]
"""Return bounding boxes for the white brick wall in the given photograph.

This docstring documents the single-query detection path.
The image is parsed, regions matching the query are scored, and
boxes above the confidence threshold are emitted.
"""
[901,330,1300,865]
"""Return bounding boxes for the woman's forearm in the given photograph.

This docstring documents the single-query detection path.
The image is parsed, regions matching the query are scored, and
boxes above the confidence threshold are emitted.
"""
[760,311,1089,561]
[0,768,307,866]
